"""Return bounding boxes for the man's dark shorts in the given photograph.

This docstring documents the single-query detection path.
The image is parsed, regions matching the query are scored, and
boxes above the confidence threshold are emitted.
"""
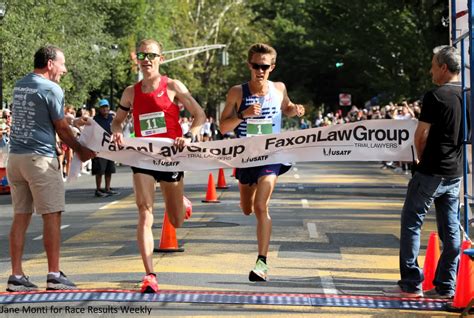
[131,167,184,183]
[92,158,116,175]
[236,164,291,186]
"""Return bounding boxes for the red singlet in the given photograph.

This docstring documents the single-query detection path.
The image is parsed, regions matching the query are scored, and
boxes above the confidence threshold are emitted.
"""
[132,76,182,139]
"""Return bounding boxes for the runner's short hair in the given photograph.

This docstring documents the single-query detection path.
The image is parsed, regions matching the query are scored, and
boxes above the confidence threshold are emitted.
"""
[137,39,163,53]
[248,43,277,64]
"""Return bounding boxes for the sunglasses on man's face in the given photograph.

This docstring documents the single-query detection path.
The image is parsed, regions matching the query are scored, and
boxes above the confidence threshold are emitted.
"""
[250,63,272,71]
[136,52,161,61]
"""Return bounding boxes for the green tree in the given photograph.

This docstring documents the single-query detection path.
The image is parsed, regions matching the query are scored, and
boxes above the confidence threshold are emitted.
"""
[252,0,449,113]
[1,0,114,106]
[156,0,268,117]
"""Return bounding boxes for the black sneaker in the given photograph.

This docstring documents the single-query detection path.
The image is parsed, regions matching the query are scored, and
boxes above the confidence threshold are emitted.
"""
[6,275,38,292]
[46,271,76,290]
[105,189,120,195]
[95,190,109,197]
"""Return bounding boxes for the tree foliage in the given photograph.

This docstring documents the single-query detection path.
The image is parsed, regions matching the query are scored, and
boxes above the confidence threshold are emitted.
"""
[0,0,450,116]
[1,0,114,106]
[252,0,449,111]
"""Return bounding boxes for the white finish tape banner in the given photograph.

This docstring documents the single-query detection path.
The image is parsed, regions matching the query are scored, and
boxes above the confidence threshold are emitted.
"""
[75,119,417,172]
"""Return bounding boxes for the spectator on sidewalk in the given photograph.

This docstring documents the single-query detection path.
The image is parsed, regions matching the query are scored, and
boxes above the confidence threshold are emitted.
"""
[92,99,119,197]
[1,109,11,144]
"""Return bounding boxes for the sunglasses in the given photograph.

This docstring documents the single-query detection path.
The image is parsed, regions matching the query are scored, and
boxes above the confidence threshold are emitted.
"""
[136,52,161,61]
[250,63,272,71]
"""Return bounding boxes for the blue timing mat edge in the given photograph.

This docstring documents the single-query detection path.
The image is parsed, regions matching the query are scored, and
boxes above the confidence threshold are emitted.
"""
[0,290,447,311]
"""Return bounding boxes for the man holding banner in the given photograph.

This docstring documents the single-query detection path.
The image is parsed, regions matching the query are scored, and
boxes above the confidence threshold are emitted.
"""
[220,43,305,282]
[384,46,470,298]
[111,39,205,293]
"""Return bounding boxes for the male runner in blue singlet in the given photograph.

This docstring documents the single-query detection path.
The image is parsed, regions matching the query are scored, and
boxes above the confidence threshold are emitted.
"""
[220,43,305,281]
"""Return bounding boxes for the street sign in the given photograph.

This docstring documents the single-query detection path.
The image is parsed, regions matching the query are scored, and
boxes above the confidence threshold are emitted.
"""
[339,93,352,106]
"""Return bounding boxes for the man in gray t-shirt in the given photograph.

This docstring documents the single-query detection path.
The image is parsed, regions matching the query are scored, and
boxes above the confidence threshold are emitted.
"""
[10,73,64,156]
[6,46,95,292]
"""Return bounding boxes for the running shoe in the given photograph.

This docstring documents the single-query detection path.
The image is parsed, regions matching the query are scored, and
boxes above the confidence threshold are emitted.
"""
[183,196,192,220]
[6,275,38,292]
[46,271,77,290]
[141,273,159,293]
[249,259,268,282]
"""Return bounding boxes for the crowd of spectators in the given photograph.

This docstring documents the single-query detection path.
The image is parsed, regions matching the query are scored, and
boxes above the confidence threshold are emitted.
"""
[312,100,420,129]
[180,115,220,141]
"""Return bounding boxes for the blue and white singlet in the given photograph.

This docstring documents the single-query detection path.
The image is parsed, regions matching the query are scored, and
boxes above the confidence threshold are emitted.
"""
[234,81,282,138]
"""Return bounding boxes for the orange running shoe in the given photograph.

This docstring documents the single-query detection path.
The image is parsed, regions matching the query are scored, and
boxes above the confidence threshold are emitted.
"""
[140,273,159,293]
[183,196,192,220]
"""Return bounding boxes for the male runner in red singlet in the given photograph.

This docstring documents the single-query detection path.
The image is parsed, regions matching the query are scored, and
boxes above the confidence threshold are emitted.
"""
[220,43,305,282]
[111,39,205,293]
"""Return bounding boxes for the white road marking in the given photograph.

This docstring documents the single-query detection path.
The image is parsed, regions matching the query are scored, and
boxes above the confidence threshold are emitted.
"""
[33,225,70,241]
[307,222,318,238]
[99,200,119,210]
[301,199,309,208]
[321,275,338,295]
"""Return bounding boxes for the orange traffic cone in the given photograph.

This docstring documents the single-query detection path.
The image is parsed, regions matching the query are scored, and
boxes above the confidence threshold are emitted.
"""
[154,212,184,253]
[422,232,441,291]
[216,168,229,189]
[449,240,473,310]
[231,168,236,178]
[202,173,220,203]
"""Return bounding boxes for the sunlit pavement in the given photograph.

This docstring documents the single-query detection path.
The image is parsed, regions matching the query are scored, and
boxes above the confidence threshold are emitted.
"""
[0,163,462,317]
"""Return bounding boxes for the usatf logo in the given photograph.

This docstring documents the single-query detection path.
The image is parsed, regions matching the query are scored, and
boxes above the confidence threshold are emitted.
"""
[153,159,180,167]
[323,148,352,156]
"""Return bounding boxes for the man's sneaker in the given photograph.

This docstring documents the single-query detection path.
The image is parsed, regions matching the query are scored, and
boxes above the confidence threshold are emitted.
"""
[249,259,268,282]
[424,288,454,299]
[382,285,423,298]
[6,275,38,292]
[95,190,109,197]
[46,271,77,290]
[140,273,159,293]
[105,189,120,195]
[183,196,192,220]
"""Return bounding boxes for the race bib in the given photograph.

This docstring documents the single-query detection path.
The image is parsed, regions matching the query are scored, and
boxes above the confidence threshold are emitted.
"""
[246,118,272,136]
[139,112,167,136]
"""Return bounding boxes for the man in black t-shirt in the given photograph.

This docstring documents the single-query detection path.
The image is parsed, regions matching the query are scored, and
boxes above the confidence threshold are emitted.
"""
[384,46,469,299]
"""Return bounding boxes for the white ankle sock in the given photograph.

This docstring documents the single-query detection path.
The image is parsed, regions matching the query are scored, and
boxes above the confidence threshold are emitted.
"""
[48,272,60,278]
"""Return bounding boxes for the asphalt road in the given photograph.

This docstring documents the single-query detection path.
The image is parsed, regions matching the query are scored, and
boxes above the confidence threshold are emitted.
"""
[0,162,466,317]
